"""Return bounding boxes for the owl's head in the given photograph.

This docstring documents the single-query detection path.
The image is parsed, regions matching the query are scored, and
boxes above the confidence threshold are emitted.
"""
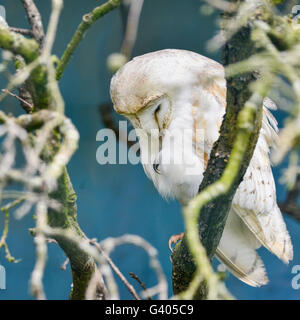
[110,49,225,203]
[111,49,223,130]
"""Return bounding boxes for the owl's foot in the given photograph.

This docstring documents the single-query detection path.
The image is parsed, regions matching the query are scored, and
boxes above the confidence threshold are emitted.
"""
[168,232,184,252]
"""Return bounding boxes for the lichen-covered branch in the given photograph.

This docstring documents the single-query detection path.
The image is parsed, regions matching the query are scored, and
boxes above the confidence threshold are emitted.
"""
[172,0,300,300]
[19,0,44,111]
[46,168,107,300]
[0,0,159,301]
[172,0,267,299]
[0,27,39,62]
[0,0,107,300]
[0,25,51,110]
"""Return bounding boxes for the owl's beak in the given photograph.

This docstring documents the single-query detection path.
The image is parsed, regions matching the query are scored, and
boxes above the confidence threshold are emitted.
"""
[153,161,161,174]
[152,131,165,174]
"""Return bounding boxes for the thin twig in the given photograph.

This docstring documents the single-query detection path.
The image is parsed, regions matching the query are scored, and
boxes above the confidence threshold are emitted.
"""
[129,272,152,300]
[1,89,33,110]
[9,27,34,37]
[56,0,121,80]
[90,239,141,300]
[21,0,45,46]
[17,85,34,113]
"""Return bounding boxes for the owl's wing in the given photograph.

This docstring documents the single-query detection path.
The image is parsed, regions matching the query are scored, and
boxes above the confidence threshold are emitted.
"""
[232,100,293,263]
[216,209,268,287]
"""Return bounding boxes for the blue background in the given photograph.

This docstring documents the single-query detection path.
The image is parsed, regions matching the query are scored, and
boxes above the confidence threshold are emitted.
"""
[0,0,299,300]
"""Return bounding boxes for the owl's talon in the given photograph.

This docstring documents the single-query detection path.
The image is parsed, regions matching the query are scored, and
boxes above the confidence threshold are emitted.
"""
[168,232,184,252]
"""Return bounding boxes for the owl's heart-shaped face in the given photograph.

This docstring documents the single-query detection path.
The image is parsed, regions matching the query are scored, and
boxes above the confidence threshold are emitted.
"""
[110,49,225,203]
[110,49,224,203]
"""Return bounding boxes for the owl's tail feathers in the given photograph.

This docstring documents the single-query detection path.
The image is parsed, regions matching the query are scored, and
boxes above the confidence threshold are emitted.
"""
[215,248,268,287]
[215,211,269,287]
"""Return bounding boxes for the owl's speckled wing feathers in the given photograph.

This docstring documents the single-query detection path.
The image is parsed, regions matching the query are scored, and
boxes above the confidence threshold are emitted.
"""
[232,100,292,264]
[194,68,293,284]
[110,49,293,287]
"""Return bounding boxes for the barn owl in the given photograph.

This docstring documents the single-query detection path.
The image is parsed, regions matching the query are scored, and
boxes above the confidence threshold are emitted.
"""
[110,49,293,287]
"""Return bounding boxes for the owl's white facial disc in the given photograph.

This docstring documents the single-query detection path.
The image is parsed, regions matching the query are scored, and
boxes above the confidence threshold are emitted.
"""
[128,93,205,206]
[110,49,224,205]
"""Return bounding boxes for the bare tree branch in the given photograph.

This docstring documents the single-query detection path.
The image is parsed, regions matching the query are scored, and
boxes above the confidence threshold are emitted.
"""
[9,27,34,37]
[20,0,45,109]
[21,0,45,46]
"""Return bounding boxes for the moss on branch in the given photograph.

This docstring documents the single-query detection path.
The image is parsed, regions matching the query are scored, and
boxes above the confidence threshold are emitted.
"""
[0,6,109,299]
[0,27,39,61]
[0,26,52,110]
[47,168,103,300]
